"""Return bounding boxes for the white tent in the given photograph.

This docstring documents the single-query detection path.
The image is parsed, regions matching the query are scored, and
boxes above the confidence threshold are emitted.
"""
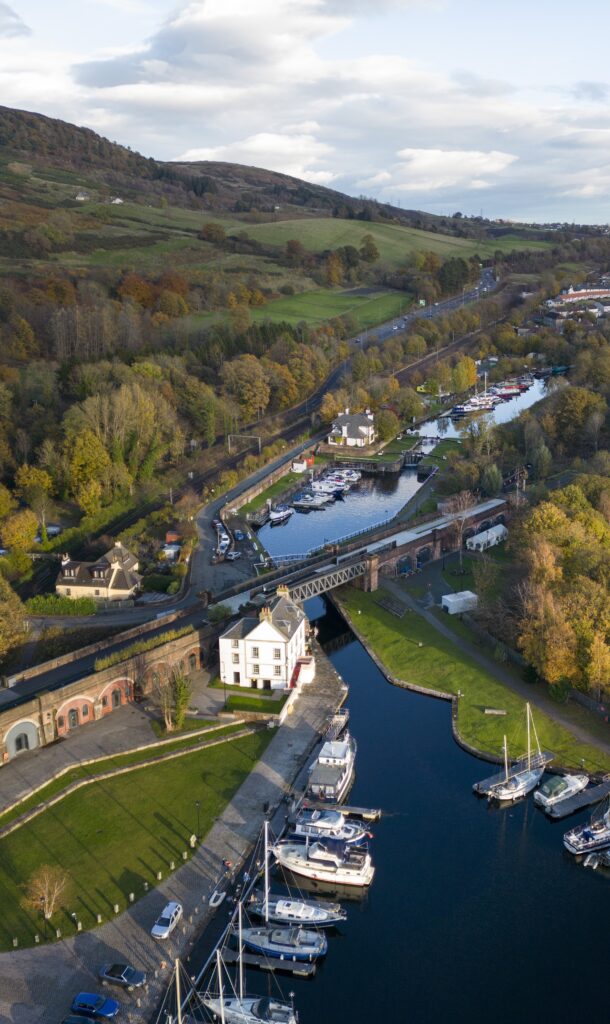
[466,523,507,552]
[441,591,478,615]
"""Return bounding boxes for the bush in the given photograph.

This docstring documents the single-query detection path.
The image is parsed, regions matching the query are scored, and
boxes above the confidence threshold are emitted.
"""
[208,604,232,624]
[167,580,180,595]
[141,574,172,593]
[94,625,194,671]
[25,594,96,616]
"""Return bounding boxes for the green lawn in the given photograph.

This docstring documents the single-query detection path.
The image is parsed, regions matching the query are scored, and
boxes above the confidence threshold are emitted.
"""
[239,471,304,516]
[338,588,610,774]
[250,288,408,329]
[226,693,288,714]
[0,729,271,950]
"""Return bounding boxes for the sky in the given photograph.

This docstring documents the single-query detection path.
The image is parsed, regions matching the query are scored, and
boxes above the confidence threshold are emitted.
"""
[2,0,610,223]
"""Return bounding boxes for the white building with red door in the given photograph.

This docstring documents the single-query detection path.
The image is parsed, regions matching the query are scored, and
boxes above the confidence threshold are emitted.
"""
[219,588,311,690]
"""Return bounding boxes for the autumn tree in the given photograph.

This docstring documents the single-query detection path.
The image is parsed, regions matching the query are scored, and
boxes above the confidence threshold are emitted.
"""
[445,490,476,570]
[2,509,38,552]
[222,354,270,420]
[0,575,26,664]
[200,222,227,244]
[360,233,380,263]
[23,864,70,921]
[0,484,16,521]
[15,464,53,539]
[376,409,400,441]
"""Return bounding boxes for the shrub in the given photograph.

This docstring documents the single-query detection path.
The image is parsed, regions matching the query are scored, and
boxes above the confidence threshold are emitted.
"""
[94,625,194,671]
[25,594,96,616]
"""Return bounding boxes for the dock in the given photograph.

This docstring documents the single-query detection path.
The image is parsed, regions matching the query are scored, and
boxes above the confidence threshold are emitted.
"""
[473,752,554,796]
[291,495,329,511]
[546,780,610,820]
[304,801,382,822]
[221,948,317,978]
[325,708,349,741]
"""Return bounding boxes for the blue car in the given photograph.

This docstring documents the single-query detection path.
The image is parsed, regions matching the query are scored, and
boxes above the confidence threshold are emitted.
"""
[71,993,120,1019]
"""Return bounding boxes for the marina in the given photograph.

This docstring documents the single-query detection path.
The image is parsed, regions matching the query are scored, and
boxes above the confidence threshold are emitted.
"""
[546,778,610,819]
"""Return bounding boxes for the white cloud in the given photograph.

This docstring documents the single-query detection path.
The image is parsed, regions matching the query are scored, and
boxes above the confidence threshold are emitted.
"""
[0,2,29,36]
[392,147,518,191]
[177,131,337,184]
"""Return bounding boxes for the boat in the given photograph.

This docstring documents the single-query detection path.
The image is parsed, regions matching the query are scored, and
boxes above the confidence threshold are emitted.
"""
[239,925,327,962]
[248,894,346,928]
[273,840,375,888]
[288,807,370,846]
[534,773,589,810]
[307,734,356,803]
[209,888,227,908]
[269,505,294,524]
[474,704,549,801]
[563,800,610,855]
[204,923,297,1024]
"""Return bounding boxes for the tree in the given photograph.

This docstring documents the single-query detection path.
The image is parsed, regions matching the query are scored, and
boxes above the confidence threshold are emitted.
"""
[200,222,227,244]
[23,864,70,921]
[0,575,25,664]
[15,464,53,539]
[587,632,610,701]
[324,252,344,286]
[2,509,38,552]
[222,355,270,420]
[172,672,192,731]
[376,409,400,441]
[452,356,477,393]
[445,490,476,570]
[0,483,16,521]
[480,463,503,497]
[66,428,111,500]
[360,233,380,263]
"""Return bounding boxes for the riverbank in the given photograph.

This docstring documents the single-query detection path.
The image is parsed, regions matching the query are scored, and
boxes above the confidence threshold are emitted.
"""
[0,644,346,1024]
[333,587,610,774]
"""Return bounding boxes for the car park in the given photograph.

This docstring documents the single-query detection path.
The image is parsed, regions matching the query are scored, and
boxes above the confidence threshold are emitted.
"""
[151,900,183,939]
[98,962,146,990]
[70,993,120,1019]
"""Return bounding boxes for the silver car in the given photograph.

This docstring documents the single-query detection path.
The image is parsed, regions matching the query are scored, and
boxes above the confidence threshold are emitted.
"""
[151,901,183,939]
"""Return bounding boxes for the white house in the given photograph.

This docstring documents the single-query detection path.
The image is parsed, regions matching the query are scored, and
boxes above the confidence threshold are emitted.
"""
[56,542,141,602]
[219,588,309,690]
[466,523,508,552]
[327,408,376,448]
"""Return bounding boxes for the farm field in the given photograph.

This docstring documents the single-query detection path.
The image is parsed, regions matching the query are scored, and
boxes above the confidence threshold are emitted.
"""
[250,288,409,328]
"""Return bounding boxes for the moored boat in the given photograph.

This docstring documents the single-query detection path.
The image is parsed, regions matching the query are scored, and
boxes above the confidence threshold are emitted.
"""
[273,840,375,887]
[288,807,369,846]
[474,704,549,802]
[248,894,346,928]
[534,773,589,810]
[563,801,610,855]
[239,924,328,962]
[307,734,356,803]
[269,505,294,524]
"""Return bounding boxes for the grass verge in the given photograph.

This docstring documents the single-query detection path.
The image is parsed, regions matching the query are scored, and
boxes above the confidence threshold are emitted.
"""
[0,728,271,950]
[225,694,288,714]
[337,587,610,774]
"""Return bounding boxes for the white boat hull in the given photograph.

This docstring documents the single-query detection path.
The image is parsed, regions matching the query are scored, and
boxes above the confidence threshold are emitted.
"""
[533,773,589,809]
[489,767,543,801]
[273,843,374,887]
[204,997,296,1024]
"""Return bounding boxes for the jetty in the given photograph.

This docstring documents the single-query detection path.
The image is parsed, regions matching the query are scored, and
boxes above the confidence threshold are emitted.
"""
[292,494,329,510]
[546,779,610,820]
[302,801,382,822]
[221,947,316,978]
[473,751,554,796]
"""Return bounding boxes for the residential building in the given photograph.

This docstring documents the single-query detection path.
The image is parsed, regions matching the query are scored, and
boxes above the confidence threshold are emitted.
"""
[219,588,309,690]
[55,541,141,602]
[327,408,376,448]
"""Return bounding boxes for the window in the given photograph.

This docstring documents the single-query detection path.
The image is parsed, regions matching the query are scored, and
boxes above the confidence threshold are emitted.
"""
[112,689,122,708]
[82,705,89,717]
[57,716,64,730]
[232,639,239,648]
[251,646,259,658]
[273,648,281,660]
[101,696,108,708]
[14,733,29,752]
[189,653,197,671]
[233,671,241,684]
[232,653,239,664]
[274,665,282,677]
[252,664,259,675]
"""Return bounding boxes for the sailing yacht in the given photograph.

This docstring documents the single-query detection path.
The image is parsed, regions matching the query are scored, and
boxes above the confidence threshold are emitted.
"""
[474,704,549,801]
[204,912,297,1024]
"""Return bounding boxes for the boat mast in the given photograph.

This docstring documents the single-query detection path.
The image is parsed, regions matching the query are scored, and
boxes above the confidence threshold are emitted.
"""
[503,735,509,782]
[175,959,182,1024]
[527,703,531,770]
[264,818,269,924]
[238,901,244,1001]
[216,949,226,1024]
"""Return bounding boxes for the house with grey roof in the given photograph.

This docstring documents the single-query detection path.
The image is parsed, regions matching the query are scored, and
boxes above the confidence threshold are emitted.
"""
[219,587,312,690]
[327,408,376,448]
[55,541,141,602]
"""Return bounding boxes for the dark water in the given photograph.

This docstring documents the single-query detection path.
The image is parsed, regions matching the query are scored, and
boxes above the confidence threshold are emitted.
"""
[259,380,550,558]
[277,596,605,1024]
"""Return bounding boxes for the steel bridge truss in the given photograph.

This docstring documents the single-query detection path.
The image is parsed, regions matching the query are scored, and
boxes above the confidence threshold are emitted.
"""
[289,560,366,601]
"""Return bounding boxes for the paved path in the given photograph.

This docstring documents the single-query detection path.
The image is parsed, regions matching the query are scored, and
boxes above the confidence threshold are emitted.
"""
[0,648,346,1024]
[381,575,610,758]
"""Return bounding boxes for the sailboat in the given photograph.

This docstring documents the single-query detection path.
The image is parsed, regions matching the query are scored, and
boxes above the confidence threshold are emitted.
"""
[474,704,549,801]
[249,821,347,927]
[154,958,201,1024]
[204,916,298,1024]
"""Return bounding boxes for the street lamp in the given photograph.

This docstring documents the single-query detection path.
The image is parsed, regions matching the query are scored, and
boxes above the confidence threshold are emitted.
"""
[195,800,201,839]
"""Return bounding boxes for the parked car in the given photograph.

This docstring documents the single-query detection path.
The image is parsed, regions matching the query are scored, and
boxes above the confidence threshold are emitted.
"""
[151,900,183,939]
[234,530,246,542]
[225,551,242,561]
[98,962,146,990]
[70,994,120,1019]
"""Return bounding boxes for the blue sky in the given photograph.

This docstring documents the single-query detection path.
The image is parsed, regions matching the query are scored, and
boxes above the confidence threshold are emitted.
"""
[2,0,610,223]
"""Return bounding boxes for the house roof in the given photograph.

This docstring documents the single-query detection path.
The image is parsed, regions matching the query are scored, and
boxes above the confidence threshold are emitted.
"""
[220,594,305,644]
[330,411,375,440]
[221,617,259,641]
[57,542,140,592]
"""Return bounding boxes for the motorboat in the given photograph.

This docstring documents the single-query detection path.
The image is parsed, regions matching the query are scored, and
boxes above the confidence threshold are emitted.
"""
[336,468,360,482]
[311,480,343,496]
[288,807,369,846]
[248,894,346,928]
[563,801,610,855]
[474,704,550,802]
[534,773,589,810]
[269,505,294,524]
[273,840,375,887]
[307,734,356,803]
[240,925,327,962]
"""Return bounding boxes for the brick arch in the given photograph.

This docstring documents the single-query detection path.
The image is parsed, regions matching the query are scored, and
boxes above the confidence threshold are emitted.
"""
[4,719,40,759]
[55,695,96,736]
[98,677,133,715]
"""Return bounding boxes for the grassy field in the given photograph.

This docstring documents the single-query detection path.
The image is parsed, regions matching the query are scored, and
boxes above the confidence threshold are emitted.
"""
[0,729,271,950]
[337,587,610,774]
[238,471,305,516]
[249,288,409,328]
[226,693,288,714]
[243,219,551,266]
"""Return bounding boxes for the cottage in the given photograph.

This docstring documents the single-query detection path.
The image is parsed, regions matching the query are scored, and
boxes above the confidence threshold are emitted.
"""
[219,587,310,690]
[56,541,141,602]
[327,408,376,448]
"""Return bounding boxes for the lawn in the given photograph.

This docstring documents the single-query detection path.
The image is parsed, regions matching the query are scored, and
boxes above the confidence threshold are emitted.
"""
[0,729,271,950]
[225,693,288,714]
[250,288,408,329]
[337,588,610,775]
[238,470,304,516]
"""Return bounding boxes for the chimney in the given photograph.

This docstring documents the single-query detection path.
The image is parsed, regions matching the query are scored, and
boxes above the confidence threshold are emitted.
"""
[259,606,272,623]
[277,585,290,599]
[61,553,70,566]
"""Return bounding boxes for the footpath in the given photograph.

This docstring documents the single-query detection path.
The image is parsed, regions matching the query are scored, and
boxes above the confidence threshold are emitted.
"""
[0,648,346,1024]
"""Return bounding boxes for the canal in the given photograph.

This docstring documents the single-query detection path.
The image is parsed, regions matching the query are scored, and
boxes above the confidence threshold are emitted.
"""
[270,595,605,1024]
[258,378,551,559]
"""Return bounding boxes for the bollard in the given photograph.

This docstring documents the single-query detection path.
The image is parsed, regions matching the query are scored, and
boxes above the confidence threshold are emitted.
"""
[34,934,39,944]
[12,938,18,948]
[189,915,193,924]
[169,861,175,871]
[194,907,199,915]
[96,913,103,924]
[77,921,82,931]
[153,969,158,980]
[113,904,120,915]
[156,871,163,881]
[182,851,188,861]
[136,999,141,1009]
[55,929,61,939]
[129,892,135,903]
[143,881,149,892]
